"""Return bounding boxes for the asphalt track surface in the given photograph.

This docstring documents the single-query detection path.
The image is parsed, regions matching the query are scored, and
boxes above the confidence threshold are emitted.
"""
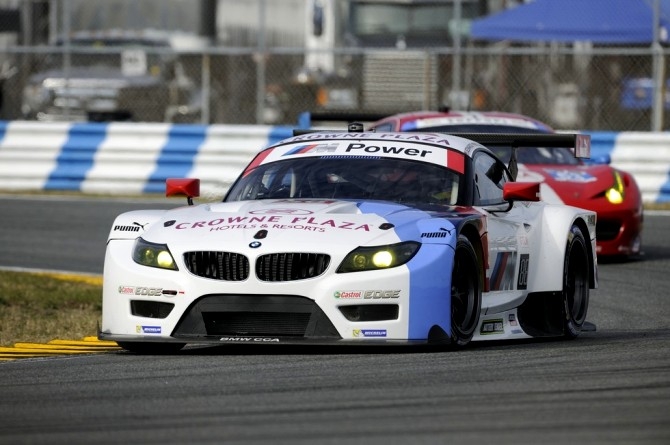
[0,195,669,444]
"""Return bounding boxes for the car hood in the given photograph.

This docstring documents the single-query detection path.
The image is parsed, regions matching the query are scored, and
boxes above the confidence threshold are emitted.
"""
[114,199,458,252]
[517,163,616,206]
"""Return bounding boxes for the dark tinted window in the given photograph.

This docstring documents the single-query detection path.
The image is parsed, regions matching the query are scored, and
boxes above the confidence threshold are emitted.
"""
[227,157,461,205]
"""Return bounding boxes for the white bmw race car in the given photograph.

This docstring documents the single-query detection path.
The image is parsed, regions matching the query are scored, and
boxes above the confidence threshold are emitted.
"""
[100,126,597,353]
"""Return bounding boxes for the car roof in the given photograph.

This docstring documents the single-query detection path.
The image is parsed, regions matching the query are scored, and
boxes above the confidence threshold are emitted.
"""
[249,131,590,176]
[373,110,554,133]
[255,132,477,174]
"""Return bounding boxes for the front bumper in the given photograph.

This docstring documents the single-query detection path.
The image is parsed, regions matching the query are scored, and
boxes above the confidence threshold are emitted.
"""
[100,240,454,345]
[595,206,643,257]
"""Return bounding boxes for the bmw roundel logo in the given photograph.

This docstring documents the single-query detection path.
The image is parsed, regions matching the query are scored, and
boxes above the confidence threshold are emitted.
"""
[249,241,262,248]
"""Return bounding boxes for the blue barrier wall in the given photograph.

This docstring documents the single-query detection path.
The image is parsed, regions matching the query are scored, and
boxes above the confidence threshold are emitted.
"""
[0,120,667,202]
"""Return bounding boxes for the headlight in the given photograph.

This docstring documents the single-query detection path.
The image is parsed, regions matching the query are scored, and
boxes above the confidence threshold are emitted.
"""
[337,242,420,273]
[605,171,625,204]
[132,238,178,270]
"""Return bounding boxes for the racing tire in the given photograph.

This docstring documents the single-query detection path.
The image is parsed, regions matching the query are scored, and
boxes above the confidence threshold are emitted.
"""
[563,225,590,339]
[450,235,482,346]
[117,341,185,354]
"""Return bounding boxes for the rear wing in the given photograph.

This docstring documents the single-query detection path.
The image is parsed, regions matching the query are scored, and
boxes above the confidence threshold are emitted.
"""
[443,132,590,182]
[292,126,591,159]
[442,132,591,159]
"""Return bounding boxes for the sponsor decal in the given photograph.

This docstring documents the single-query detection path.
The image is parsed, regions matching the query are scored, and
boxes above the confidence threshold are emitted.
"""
[353,329,387,338]
[416,115,541,130]
[364,290,400,299]
[137,325,161,334]
[271,199,338,204]
[164,220,176,227]
[172,215,371,232]
[480,319,504,335]
[489,252,518,291]
[119,286,177,297]
[508,313,518,326]
[545,169,596,183]
[421,228,453,238]
[290,132,451,144]
[345,142,433,158]
[134,287,163,297]
[463,142,480,156]
[587,214,596,227]
[113,222,147,232]
[219,337,280,342]
[284,143,339,155]
[334,290,363,299]
[517,254,529,290]
[249,208,313,215]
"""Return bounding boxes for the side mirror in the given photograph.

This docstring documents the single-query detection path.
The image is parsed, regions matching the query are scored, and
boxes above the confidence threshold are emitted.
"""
[503,182,541,202]
[166,178,200,205]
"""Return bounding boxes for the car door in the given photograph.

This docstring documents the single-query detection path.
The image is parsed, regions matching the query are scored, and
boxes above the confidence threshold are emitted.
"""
[472,151,534,314]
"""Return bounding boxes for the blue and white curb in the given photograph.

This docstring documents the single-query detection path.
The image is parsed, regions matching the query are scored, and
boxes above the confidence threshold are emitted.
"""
[0,120,668,203]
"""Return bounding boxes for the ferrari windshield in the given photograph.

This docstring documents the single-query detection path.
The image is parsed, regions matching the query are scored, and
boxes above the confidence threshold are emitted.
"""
[226,157,461,205]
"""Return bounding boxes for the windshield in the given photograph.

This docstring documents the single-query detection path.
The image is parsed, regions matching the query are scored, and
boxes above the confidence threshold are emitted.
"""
[407,124,579,166]
[226,157,461,205]
[350,0,483,45]
[39,38,173,76]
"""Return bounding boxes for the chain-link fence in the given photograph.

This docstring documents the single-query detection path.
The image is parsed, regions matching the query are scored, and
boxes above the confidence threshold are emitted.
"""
[0,0,668,131]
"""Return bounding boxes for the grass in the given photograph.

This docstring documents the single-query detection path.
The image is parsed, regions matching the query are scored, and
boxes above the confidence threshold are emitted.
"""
[0,270,102,347]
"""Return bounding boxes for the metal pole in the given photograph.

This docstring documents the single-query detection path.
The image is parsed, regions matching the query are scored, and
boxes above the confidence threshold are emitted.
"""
[62,0,71,119]
[255,0,267,124]
[201,53,210,124]
[652,0,665,131]
[451,0,462,108]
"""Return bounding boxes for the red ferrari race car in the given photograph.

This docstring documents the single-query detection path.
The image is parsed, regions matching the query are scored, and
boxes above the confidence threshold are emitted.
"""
[368,110,643,259]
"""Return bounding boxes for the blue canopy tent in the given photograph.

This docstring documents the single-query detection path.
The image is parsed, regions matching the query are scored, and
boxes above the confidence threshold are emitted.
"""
[470,0,670,45]
[469,0,670,130]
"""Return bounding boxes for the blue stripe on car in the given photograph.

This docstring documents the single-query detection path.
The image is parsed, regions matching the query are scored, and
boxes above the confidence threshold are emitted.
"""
[357,202,457,339]
[46,122,107,191]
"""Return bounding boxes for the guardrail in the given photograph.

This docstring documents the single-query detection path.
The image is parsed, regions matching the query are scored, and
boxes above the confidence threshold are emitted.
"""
[0,120,667,203]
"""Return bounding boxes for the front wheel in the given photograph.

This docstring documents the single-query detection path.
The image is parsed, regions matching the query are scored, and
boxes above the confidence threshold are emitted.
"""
[450,235,482,346]
[563,225,590,339]
[116,341,185,354]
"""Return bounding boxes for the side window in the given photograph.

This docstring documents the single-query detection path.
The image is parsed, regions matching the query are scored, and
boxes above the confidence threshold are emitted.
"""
[371,122,394,132]
[473,152,510,206]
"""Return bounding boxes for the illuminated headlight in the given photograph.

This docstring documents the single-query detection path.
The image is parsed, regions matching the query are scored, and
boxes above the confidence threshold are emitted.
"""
[605,171,625,204]
[132,238,178,270]
[337,242,420,273]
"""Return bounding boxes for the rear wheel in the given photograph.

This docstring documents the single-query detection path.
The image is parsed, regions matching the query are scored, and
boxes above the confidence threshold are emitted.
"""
[450,235,482,346]
[116,341,185,354]
[563,225,590,339]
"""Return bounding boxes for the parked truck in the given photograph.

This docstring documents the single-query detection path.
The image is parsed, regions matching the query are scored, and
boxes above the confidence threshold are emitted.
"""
[20,29,203,123]
[251,0,488,123]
